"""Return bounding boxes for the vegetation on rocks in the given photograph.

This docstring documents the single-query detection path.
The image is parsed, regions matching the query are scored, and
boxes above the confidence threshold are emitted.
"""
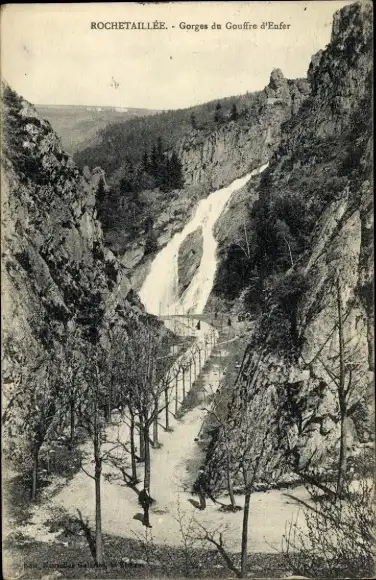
[200,4,374,577]
[1,80,175,565]
[73,69,308,259]
[1,2,374,579]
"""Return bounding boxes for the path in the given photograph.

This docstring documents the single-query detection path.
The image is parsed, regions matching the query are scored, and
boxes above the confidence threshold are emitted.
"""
[17,317,307,553]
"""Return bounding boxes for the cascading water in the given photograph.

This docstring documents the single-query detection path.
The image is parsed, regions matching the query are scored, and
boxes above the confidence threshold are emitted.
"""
[139,163,268,315]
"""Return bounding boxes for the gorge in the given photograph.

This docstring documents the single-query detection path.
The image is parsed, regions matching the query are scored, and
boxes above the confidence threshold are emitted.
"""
[1,2,374,579]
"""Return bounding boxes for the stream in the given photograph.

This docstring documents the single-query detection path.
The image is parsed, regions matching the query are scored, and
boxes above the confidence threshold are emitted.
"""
[139,164,268,315]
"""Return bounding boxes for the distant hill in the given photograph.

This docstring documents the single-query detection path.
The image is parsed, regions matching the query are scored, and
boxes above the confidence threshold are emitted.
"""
[72,78,309,184]
[35,104,161,154]
[72,92,265,176]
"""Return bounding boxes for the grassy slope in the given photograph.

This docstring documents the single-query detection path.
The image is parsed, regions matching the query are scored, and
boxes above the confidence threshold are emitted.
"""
[35,105,161,155]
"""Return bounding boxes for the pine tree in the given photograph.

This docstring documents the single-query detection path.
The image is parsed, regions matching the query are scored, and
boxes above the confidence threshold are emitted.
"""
[214,102,224,124]
[190,112,197,129]
[150,145,159,179]
[240,105,249,119]
[144,228,158,255]
[142,149,149,173]
[230,103,239,121]
[119,172,134,195]
[158,150,184,193]
[157,136,164,163]
[95,176,106,220]
[170,151,184,189]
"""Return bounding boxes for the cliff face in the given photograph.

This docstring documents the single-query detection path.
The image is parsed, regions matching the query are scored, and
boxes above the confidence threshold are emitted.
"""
[1,84,149,458]
[123,72,309,289]
[179,72,309,191]
[206,2,373,481]
[177,227,203,297]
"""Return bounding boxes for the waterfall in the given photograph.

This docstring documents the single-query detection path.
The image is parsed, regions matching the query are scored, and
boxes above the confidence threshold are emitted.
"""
[139,163,268,315]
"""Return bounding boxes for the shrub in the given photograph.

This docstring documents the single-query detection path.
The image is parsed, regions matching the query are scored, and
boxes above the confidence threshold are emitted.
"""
[282,479,375,579]
[255,269,309,358]
[144,229,158,256]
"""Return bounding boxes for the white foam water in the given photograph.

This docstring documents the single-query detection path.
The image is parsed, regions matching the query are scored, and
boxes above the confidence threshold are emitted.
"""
[139,163,268,315]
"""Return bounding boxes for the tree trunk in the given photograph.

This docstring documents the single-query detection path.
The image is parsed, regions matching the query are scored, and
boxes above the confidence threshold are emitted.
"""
[70,398,75,448]
[153,415,160,448]
[226,452,236,510]
[93,393,103,567]
[139,415,145,462]
[223,434,236,510]
[175,375,179,415]
[143,424,151,496]
[129,412,137,481]
[95,461,103,566]
[106,380,112,423]
[165,387,170,430]
[240,489,251,577]
[182,368,186,400]
[337,406,348,499]
[31,446,39,502]
[336,278,347,499]
[283,236,294,267]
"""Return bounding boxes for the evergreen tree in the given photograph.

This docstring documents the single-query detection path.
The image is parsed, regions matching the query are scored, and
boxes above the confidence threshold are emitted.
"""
[150,144,159,179]
[190,112,197,129]
[230,103,239,121]
[142,149,149,172]
[157,136,164,163]
[95,176,106,220]
[119,172,134,196]
[161,151,184,192]
[144,227,158,255]
[169,151,184,190]
[214,102,224,124]
[240,105,249,119]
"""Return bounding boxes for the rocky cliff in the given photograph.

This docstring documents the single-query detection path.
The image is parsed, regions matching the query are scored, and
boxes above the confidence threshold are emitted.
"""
[177,227,203,297]
[178,71,309,191]
[204,1,373,484]
[1,83,154,460]
[122,71,309,290]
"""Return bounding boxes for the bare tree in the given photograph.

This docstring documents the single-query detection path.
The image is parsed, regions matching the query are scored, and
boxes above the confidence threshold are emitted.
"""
[237,418,272,578]
[109,325,139,482]
[197,354,280,578]
[282,475,374,578]
[77,343,114,566]
[285,276,369,500]
[157,352,183,432]
[2,330,66,501]
[62,319,84,448]
[202,365,240,511]
[332,277,357,498]
[195,522,241,578]
[173,496,197,577]
[124,320,174,525]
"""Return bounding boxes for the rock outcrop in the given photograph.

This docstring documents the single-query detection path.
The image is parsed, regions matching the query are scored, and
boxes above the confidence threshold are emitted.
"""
[177,227,203,297]
[178,73,309,191]
[204,1,373,483]
[1,82,154,460]
[123,71,309,289]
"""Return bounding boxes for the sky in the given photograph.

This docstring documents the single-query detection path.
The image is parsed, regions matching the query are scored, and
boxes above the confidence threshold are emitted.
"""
[1,1,352,110]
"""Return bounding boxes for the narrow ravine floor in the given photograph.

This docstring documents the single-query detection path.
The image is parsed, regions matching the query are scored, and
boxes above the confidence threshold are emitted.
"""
[10,318,307,555]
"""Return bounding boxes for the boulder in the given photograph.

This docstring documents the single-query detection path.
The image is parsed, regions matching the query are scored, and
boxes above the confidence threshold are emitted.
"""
[177,227,203,296]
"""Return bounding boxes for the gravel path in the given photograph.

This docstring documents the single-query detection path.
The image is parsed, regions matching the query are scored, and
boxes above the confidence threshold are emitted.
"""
[17,318,307,552]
